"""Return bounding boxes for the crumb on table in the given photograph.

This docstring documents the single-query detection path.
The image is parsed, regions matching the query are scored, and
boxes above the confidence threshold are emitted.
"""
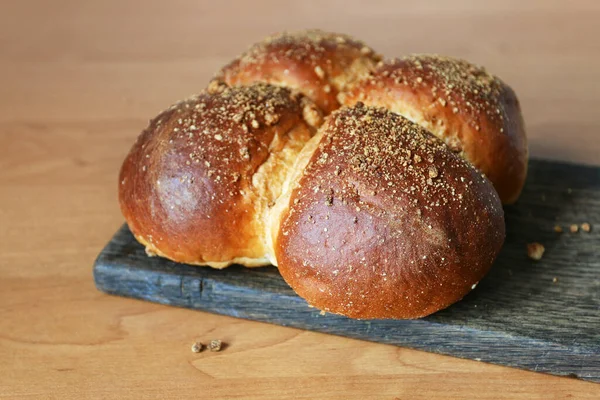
[191,342,203,353]
[209,339,222,352]
[553,225,563,233]
[527,243,545,260]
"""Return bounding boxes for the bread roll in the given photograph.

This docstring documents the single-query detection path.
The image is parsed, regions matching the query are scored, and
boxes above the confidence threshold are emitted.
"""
[274,103,505,319]
[117,31,524,319]
[119,83,321,268]
[215,29,381,114]
[340,55,528,204]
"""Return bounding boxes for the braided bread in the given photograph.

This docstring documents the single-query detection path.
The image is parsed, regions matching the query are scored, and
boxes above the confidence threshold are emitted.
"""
[119,30,526,319]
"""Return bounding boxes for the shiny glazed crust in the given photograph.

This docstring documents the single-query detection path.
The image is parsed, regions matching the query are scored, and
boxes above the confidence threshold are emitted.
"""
[119,83,320,268]
[274,104,505,318]
[215,29,382,114]
[118,31,526,319]
[341,55,528,204]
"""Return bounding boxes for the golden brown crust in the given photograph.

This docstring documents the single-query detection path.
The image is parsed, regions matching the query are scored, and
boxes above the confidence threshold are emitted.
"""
[340,55,528,204]
[215,29,381,115]
[274,104,505,319]
[119,83,318,267]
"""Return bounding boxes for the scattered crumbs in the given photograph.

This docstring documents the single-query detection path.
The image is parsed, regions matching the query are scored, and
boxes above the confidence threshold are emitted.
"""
[553,225,563,233]
[219,30,380,105]
[552,277,558,284]
[371,55,510,129]
[209,339,222,352]
[319,310,327,316]
[471,283,478,290]
[581,222,591,232]
[428,165,438,178]
[314,65,325,79]
[570,224,579,233]
[527,243,545,260]
[191,342,203,353]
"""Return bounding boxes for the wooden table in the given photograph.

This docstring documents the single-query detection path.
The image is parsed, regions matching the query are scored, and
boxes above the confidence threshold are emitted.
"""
[1,1,598,398]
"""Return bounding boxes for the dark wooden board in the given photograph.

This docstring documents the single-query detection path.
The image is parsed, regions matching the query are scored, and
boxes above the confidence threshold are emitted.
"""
[94,159,600,383]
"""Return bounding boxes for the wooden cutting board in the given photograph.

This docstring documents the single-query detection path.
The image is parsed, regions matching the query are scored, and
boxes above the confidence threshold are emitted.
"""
[93,159,600,383]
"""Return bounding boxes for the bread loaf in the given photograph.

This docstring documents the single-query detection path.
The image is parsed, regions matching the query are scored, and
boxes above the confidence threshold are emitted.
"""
[118,30,527,319]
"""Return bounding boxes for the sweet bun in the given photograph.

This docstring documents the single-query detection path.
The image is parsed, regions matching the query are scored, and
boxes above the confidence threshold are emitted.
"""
[119,83,321,268]
[215,29,381,114]
[274,103,505,318]
[340,55,528,204]
[117,31,527,319]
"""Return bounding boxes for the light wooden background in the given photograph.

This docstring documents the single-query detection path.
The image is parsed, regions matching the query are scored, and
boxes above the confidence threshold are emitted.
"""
[1,1,599,399]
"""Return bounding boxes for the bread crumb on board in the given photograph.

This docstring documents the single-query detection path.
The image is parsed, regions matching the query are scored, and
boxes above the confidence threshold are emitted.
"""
[581,222,592,232]
[527,243,545,260]
[552,277,558,283]
[570,224,579,233]
[553,225,563,233]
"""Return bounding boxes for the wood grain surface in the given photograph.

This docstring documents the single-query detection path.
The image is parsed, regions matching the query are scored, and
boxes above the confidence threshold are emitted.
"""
[1,0,599,398]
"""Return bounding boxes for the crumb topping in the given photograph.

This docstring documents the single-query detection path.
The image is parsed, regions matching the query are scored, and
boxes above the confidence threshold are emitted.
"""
[139,83,308,197]
[370,54,507,127]
[232,29,378,68]
[284,103,499,243]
